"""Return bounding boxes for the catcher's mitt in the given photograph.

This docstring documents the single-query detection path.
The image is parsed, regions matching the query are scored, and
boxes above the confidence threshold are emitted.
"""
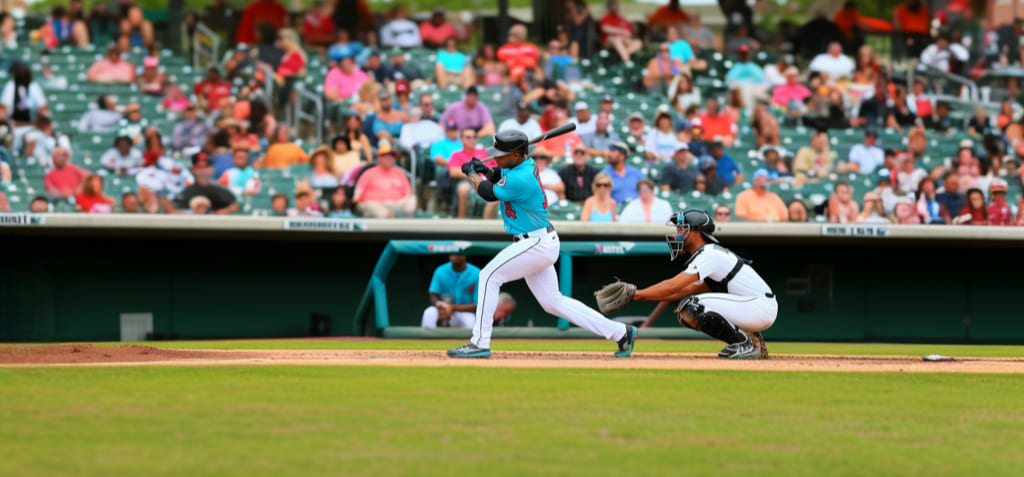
[594,281,636,315]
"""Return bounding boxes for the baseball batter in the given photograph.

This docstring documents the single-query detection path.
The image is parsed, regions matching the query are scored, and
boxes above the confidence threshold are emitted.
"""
[595,210,776,359]
[447,129,638,358]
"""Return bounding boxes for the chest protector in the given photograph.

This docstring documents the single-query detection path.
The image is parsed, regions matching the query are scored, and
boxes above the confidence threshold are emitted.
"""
[683,244,752,294]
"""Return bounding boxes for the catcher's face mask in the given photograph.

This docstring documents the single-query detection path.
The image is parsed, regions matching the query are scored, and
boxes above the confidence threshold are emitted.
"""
[665,210,716,261]
[665,212,690,261]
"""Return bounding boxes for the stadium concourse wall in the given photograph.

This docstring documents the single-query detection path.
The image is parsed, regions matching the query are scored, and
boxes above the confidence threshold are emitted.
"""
[1,214,1024,343]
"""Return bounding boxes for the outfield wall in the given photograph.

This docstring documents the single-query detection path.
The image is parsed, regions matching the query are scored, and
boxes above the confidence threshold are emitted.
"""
[2,215,1023,343]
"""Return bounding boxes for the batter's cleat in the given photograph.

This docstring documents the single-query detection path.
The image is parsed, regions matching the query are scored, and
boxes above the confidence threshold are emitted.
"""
[447,343,491,358]
[614,326,638,358]
[751,332,769,359]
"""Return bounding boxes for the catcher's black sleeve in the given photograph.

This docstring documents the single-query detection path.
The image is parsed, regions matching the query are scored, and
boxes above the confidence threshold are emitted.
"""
[477,181,499,202]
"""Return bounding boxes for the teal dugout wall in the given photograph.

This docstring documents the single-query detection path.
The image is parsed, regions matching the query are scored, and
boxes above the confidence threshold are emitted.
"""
[2,223,1024,343]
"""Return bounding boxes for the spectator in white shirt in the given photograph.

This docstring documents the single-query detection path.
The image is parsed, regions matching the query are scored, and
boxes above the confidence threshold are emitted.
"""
[21,115,70,168]
[619,178,674,223]
[398,107,444,150]
[532,145,565,205]
[919,33,969,74]
[808,42,855,81]
[498,102,543,138]
[842,129,885,174]
[380,5,422,48]
[100,135,144,175]
[569,101,597,136]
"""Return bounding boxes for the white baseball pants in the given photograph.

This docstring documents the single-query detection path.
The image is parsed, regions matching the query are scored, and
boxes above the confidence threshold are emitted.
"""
[471,228,628,349]
[695,293,778,332]
[421,307,476,328]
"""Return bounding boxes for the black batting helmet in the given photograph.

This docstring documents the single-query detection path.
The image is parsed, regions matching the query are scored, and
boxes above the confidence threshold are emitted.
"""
[665,210,718,261]
[486,129,529,157]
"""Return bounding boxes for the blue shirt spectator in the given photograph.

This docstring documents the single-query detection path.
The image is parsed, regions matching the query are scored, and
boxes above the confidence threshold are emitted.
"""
[669,39,695,64]
[600,144,646,203]
[715,150,741,185]
[436,49,467,73]
[725,61,766,85]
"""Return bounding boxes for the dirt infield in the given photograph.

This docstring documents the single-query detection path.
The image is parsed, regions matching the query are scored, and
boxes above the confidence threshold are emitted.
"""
[2,344,1023,373]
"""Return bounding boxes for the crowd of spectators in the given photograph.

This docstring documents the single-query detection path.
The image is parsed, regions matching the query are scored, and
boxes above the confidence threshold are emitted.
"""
[1,0,1023,227]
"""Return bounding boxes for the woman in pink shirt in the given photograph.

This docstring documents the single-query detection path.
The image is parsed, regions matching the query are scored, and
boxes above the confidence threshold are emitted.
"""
[771,67,811,109]
[324,56,369,103]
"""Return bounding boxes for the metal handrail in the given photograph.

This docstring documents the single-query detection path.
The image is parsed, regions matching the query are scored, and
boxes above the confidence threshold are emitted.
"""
[292,82,324,145]
[909,64,978,102]
[191,22,220,70]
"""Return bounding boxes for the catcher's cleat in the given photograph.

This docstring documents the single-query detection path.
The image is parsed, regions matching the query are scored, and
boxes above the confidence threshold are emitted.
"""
[614,325,638,358]
[751,331,769,359]
[447,343,491,358]
[717,332,761,360]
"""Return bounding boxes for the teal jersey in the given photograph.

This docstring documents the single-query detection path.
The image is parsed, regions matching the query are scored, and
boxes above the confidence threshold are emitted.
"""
[428,262,481,305]
[494,158,552,234]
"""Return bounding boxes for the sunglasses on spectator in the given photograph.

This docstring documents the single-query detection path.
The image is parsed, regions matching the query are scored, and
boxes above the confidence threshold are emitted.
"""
[573,150,587,155]
[462,135,476,139]
[716,211,731,217]
[594,182,612,188]
[534,155,552,160]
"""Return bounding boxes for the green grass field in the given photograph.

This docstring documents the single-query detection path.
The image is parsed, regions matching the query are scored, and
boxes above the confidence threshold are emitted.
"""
[2,339,1023,476]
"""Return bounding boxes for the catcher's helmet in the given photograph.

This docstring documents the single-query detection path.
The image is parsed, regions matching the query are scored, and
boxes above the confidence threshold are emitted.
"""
[665,210,718,261]
[486,129,530,157]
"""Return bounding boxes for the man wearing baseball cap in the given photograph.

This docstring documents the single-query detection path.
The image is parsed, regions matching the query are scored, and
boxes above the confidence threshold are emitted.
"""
[725,44,766,116]
[987,179,1015,226]
[626,112,649,144]
[570,101,597,136]
[698,156,728,196]
[735,169,788,222]
[430,119,462,170]
[439,86,496,137]
[353,144,417,218]
[599,141,645,203]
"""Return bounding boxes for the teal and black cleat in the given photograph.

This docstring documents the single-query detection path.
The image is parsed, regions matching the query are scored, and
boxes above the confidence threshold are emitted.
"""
[614,326,638,358]
[447,343,492,358]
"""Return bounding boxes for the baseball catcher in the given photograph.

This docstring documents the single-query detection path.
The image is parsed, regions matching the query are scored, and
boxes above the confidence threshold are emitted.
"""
[595,209,776,359]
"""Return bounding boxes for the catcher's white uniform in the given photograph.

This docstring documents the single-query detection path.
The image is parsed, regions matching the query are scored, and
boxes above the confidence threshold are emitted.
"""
[681,244,777,332]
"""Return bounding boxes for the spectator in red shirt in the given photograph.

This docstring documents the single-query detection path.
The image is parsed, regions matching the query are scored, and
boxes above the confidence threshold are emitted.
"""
[954,188,988,225]
[599,0,642,63]
[301,1,336,50]
[44,147,88,199]
[235,0,288,45]
[420,7,459,48]
[275,29,308,85]
[699,98,736,146]
[75,174,116,214]
[497,24,543,83]
[647,0,689,38]
[986,180,1015,225]
[193,67,231,113]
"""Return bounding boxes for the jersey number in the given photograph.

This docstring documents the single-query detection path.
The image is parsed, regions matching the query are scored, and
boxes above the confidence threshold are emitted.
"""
[504,201,517,219]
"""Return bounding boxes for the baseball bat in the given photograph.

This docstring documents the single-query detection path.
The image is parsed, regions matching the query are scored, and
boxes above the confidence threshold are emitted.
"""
[528,122,576,146]
[474,123,578,163]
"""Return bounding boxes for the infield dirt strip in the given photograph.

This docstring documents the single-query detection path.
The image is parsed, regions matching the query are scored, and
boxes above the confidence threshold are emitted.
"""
[1,344,1023,373]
